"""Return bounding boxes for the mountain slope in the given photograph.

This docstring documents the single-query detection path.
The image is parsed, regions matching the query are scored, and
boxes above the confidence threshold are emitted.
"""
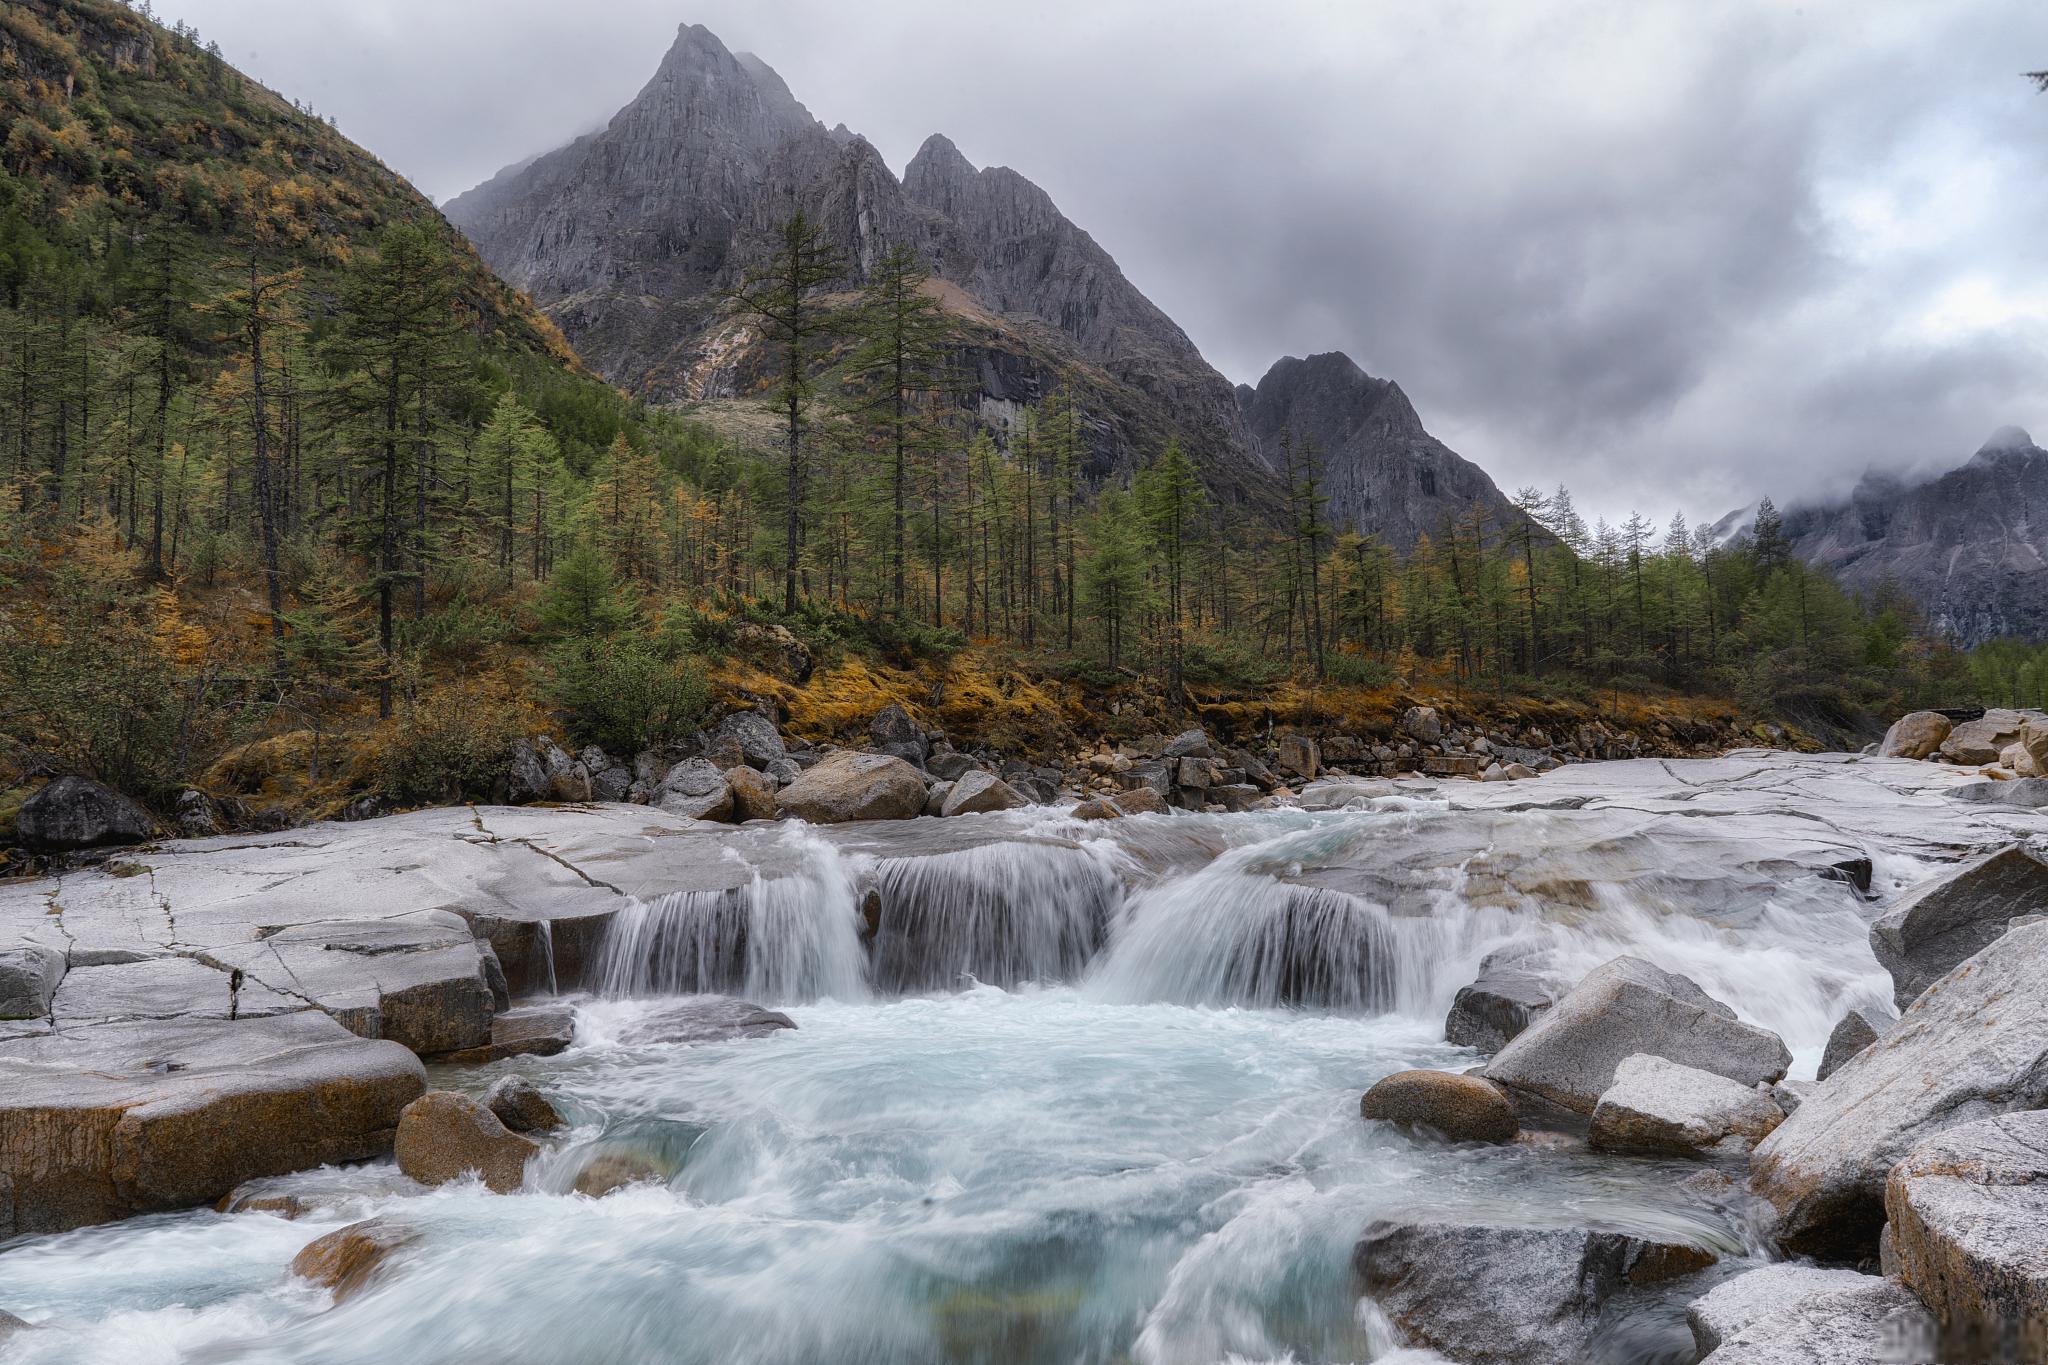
[1764,427,2048,646]
[1237,353,1522,549]
[445,23,1260,496]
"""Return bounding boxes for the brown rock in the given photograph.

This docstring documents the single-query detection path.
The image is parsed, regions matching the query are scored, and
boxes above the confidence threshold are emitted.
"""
[1361,1069,1519,1144]
[438,1002,575,1065]
[2023,718,2048,773]
[393,1090,538,1194]
[725,765,779,822]
[1940,709,2025,765]
[1879,711,1952,760]
[216,1183,310,1218]
[774,750,927,823]
[290,1217,420,1303]
[0,1013,424,1236]
[572,1151,670,1197]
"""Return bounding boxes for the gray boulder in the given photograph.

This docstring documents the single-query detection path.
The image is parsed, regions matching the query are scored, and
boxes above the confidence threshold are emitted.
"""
[765,756,802,786]
[1688,1267,1931,1361]
[1751,919,2048,1260]
[1482,956,1790,1115]
[926,750,980,783]
[1883,1110,2048,1358]
[775,750,926,823]
[481,1075,561,1134]
[940,770,1028,817]
[1361,1069,1518,1144]
[1816,1005,1892,1081]
[506,740,550,803]
[1445,948,1556,1054]
[868,704,928,767]
[174,789,223,838]
[393,1090,538,1194]
[1950,776,2048,807]
[536,738,592,803]
[1274,733,1318,781]
[1588,1053,1785,1157]
[655,758,733,822]
[1163,728,1213,760]
[1869,844,2048,1008]
[17,777,151,850]
[610,996,795,1046]
[1354,1217,1716,1365]
[1878,710,1951,760]
[922,781,953,816]
[589,763,633,803]
[0,945,65,1021]
[1403,706,1443,743]
[714,710,786,769]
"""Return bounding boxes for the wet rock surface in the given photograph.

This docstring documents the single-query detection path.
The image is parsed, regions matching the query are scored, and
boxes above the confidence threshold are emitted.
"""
[1355,1216,1717,1365]
[289,1217,421,1303]
[775,750,927,823]
[393,1090,538,1194]
[482,1075,561,1133]
[1689,1266,1933,1362]
[1751,920,2048,1261]
[609,996,796,1046]
[1869,843,2048,1008]
[1444,947,1555,1054]
[1361,1069,1518,1143]
[1482,956,1790,1115]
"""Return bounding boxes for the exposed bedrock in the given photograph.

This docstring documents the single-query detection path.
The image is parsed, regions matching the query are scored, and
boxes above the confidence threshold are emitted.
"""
[0,1012,423,1236]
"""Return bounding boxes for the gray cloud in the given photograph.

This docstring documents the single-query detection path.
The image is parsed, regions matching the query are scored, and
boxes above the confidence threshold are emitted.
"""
[165,0,2048,525]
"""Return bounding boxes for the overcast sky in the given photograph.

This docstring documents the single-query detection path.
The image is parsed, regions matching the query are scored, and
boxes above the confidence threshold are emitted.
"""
[164,0,2048,526]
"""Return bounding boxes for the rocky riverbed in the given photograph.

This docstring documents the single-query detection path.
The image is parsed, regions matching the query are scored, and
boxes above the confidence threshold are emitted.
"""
[0,748,2043,1362]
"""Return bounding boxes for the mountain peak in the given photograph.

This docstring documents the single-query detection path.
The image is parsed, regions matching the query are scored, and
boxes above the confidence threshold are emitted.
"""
[1978,425,2036,455]
[905,133,978,192]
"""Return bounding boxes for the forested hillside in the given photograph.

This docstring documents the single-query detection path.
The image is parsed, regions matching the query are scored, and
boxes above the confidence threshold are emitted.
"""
[0,0,1992,844]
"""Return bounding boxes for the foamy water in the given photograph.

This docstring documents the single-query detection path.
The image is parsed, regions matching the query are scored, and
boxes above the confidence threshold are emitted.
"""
[0,780,1911,1364]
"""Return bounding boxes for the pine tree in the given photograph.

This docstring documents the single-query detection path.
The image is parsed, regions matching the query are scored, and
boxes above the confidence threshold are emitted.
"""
[722,210,847,613]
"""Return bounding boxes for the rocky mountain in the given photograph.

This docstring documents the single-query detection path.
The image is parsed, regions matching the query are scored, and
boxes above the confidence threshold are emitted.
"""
[446,23,1258,497]
[1236,353,1522,549]
[447,23,1523,542]
[1717,427,2048,646]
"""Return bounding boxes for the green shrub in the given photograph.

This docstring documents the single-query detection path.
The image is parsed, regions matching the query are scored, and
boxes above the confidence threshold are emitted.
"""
[546,636,708,755]
[378,675,529,805]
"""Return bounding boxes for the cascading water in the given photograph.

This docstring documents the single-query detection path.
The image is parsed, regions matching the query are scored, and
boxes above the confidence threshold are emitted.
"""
[865,841,1120,993]
[0,757,1946,1365]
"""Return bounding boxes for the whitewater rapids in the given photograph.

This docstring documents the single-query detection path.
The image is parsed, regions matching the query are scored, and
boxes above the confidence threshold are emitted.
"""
[0,752,2026,1364]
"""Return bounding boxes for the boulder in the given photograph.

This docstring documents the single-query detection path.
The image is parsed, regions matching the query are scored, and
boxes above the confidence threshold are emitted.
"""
[1163,728,1214,761]
[1869,844,2048,1009]
[1361,1069,1518,1144]
[1354,1217,1716,1365]
[940,770,1028,817]
[1403,706,1443,743]
[1587,1053,1786,1157]
[1750,920,2048,1261]
[0,945,65,1022]
[732,621,811,683]
[174,788,223,838]
[1883,1110,2048,1359]
[481,1075,561,1133]
[1482,956,1789,1115]
[1938,709,2024,765]
[16,776,151,850]
[926,751,980,783]
[610,996,795,1046]
[290,1217,420,1303]
[1445,950,1555,1055]
[2002,740,2041,778]
[725,766,779,823]
[589,762,633,803]
[505,739,550,803]
[572,1149,671,1197]
[775,750,926,823]
[393,1090,538,1194]
[1878,711,1952,760]
[714,710,786,769]
[655,758,733,822]
[536,738,592,803]
[1688,1266,1930,1360]
[0,1013,424,1235]
[869,704,928,768]
[439,1002,575,1065]
[217,1181,310,1218]
[1816,1005,1891,1081]
[1502,762,1539,780]
[1950,776,2048,807]
[2022,718,2048,772]
[1274,734,1319,782]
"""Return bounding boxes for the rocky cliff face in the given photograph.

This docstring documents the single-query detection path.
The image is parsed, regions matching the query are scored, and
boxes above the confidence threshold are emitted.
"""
[1773,427,2048,645]
[445,24,1257,495]
[1237,353,1522,549]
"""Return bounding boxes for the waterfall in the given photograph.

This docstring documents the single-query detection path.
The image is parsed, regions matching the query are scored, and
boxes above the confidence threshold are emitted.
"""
[594,830,870,1004]
[535,918,558,996]
[865,841,1120,993]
